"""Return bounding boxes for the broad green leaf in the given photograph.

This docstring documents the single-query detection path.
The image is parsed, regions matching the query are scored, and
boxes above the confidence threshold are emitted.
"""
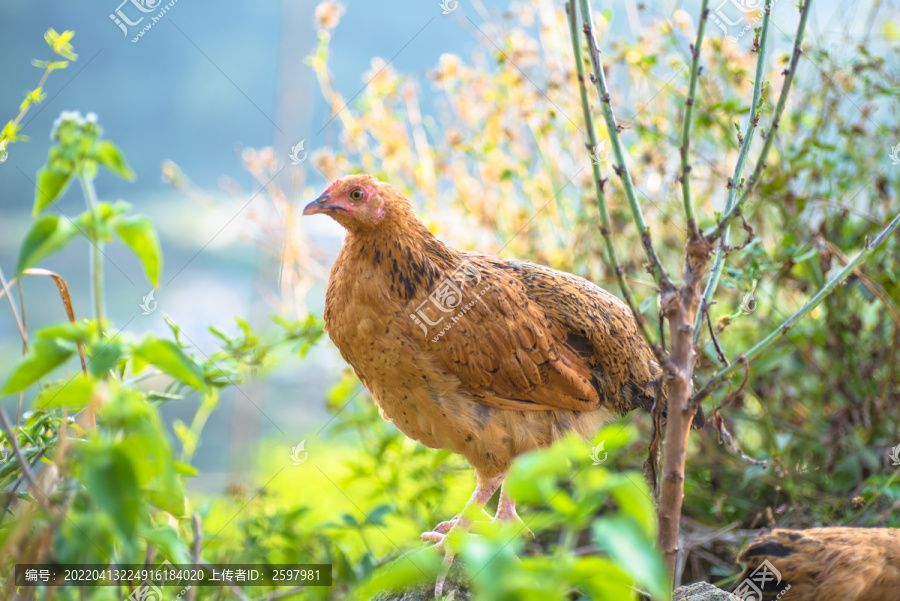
[88,339,124,377]
[2,337,76,394]
[34,375,94,408]
[147,476,186,516]
[609,475,656,539]
[358,547,441,599]
[143,526,191,565]
[16,214,78,273]
[135,338,207,392]
[35,321,91,343]
[75,201,130,245]
[81,445,143,540]
[92,140,134,181]
[33,166,72,214]
[593,516,669,601]
[113,215,161,287]
[572,557,635,600]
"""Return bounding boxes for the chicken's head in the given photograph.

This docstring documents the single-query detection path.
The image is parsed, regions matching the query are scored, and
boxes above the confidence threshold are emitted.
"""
[302,174,400,232]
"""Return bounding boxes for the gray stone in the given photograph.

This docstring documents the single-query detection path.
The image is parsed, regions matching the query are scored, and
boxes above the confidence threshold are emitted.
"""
[673,581,742,601]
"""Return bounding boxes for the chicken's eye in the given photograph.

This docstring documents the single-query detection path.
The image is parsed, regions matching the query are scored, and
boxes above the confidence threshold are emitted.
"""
[349,188,364,201]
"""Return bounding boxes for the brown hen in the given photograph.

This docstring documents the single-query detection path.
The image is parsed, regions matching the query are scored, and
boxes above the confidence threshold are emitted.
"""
[303,174,702,592]
[735,527,900,600]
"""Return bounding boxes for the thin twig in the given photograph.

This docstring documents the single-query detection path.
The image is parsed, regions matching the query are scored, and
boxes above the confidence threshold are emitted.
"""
[79,173,105,335]
[565,1,663,359]
[705,0,814,242]
[578,0,673,292]
[21,268,88,375]
[187,514,201,601]
[0,410,51,513]
[679,0,710,238]
[819,237,900,329]
[0,448,46,525]
[702,299,729,366]
[694,209,900,405]
[0,267,27,350]
[695,0,775,342]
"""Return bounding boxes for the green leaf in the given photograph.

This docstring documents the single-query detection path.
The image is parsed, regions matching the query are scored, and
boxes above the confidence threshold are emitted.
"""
[81,445,143,540]
[143,526,191,565]
[16,214,78,273]
[34,167,73,214]
[92,140,134,181]
[35,322,92,343]
[88,339,125,377]
[358,548,442,599]
[609,475,656,539]
[593,516,669,601]
[31,59,69,71]
[174,462,199,477]
[135,338,208,392]
[2,337,76,394]
[34,375,94,409]
[113,215,161,287]
[45,29,77,61]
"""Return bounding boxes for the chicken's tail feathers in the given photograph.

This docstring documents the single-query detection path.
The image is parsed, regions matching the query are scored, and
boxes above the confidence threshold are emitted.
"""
[734,532,797,600]
[735,527,900,601]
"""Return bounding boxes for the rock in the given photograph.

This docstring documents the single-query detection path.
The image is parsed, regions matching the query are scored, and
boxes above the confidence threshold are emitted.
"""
[673,581,741,601]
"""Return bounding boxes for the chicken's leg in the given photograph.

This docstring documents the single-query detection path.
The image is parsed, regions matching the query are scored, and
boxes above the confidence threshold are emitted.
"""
[494,480,534,538]
[420,470,503,598]
[420,470,502,543]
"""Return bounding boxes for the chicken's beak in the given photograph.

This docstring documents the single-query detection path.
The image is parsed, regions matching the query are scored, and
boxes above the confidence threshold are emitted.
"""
[302,191,345,216]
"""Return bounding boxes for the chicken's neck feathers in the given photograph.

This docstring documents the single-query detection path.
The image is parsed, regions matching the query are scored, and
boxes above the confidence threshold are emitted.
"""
[335,212,463,302]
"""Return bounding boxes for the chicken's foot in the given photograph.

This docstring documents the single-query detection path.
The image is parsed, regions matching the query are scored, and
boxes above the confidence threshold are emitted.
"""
[494,480,534,539]
[420,472,503,598]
